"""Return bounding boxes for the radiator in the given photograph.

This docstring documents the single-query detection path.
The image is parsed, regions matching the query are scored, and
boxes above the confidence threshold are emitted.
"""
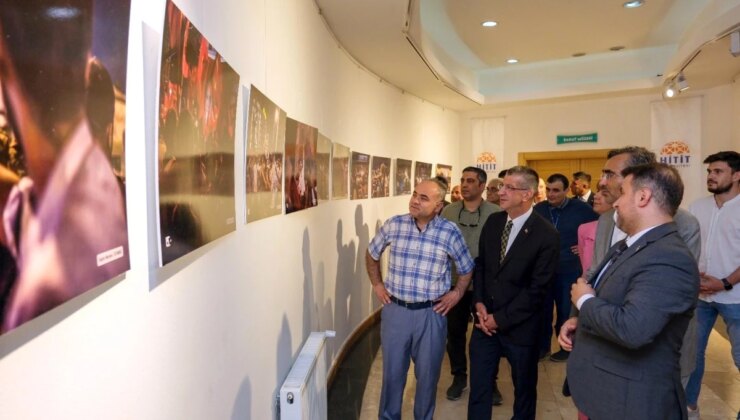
[279,330,335,420]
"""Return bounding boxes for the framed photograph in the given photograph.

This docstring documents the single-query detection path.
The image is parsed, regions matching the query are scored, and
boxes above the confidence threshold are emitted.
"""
[157,0,240,265]
[246,86,285,222]
[0,0,132,332]
[436,163,453,187]
[350,152,370,200]
[414,161,432,188]
[394,158,412,195]
[284,118,318,213]
[316,134,332,202]
[371,156,391,198]
[331,143,350,200]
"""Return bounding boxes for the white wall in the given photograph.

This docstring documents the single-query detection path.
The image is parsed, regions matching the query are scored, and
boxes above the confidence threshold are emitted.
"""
[0,0,462,419]
[461,84,739,200]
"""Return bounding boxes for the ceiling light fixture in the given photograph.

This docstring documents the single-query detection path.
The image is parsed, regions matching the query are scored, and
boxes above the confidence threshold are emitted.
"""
[610,46,625,51]
[481,21,498,27]
[623,1,645,8]
[572,52,586,57]
[676,72,689,92]
[663,84,676,99]
[506,58,519,64]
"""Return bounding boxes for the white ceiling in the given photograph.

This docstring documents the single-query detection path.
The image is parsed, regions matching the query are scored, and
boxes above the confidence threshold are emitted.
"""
[314,0,740,110]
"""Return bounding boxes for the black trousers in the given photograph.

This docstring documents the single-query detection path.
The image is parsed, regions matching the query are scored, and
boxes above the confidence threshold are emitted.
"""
[446,289,472,376]
[468,329,539,420]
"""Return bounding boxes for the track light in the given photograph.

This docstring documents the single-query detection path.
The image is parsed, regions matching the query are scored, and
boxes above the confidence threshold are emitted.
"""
[663,84,676,99]
[676,72,689,92]
[731,31,740,57]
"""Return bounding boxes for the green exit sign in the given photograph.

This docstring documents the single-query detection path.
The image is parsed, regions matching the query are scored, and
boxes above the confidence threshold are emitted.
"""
[557,133,598,144]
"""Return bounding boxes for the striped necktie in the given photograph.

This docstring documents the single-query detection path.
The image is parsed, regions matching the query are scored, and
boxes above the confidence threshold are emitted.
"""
[500,220,513,262]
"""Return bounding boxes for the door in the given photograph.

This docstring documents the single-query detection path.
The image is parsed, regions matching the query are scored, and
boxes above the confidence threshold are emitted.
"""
[518,149,610,194]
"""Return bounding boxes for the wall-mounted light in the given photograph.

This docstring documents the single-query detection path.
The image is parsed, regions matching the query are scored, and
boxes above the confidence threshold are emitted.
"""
[731,31,740,57]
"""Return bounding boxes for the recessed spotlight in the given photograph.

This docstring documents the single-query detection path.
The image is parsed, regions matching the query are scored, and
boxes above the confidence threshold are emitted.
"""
[623,0,645,8]
[610,46,625,51]
[481,21,498,27]
[572,52,586,57]
[664,85,676,98]
[506,58,519,64]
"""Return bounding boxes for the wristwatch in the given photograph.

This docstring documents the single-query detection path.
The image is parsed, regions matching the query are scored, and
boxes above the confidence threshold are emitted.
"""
[721,278,733,291]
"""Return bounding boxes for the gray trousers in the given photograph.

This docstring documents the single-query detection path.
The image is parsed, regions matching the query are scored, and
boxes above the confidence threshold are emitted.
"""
[378,302,447,420]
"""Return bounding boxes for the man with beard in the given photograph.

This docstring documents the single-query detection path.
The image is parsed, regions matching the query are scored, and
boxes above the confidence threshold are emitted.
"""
[685,151,740,420]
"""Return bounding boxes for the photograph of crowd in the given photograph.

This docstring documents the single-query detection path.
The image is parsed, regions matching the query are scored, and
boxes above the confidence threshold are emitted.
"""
[0,0,131,333]
[246,85,285,222]
[332,143,350,200]
[284,118,318,214]
[414,161,432,187]
[436,163,453,186]
[351,152,370,200]
[157,0,240,265]
[371,156,391,198]
[394,158,412,195]
[316,134,332,202]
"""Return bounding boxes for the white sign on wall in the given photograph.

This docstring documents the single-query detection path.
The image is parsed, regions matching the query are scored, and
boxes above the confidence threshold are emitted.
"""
[471,117,506,180]
[650,96,703,207]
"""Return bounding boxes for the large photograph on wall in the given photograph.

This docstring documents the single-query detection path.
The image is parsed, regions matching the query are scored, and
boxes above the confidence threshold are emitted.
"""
[332,143,349,200]
[371,156,391,198]
[414,161,432,187]
[0,0,132,333]
[157,0,240,266]
[316,134,332,202]
[284,118,318,213]
[351,152,370,200]
[395,158,412,195]
[246,85,285,222]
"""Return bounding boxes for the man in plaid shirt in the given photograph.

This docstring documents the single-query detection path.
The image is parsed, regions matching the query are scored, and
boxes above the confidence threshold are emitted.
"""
[366,178,474,420]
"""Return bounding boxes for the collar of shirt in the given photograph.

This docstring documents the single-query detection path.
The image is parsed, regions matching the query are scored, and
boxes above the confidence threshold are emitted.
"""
[507,206,534,243]
[610,210,628,245]
[581,190,592,202]
[625,225,659,247]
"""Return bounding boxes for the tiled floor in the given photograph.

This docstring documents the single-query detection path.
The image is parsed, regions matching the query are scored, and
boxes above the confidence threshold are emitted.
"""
[354,327,739,419]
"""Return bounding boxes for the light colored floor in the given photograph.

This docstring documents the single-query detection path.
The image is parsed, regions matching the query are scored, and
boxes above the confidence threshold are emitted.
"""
[360,328,739,419]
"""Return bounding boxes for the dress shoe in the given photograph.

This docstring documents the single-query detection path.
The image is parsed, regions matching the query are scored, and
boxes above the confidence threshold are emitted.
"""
[549,349,570,362]
[446,374,467,401]
[492,381,503,406]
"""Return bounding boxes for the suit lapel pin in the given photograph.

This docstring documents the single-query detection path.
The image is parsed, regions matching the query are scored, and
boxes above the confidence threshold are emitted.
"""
[524,228,529,234]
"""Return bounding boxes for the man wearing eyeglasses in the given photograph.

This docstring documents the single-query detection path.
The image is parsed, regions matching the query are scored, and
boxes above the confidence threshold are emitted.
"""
[440,167,501,402]
[486,178,503,205]
[468,166,559,420]
[367,178,474,420]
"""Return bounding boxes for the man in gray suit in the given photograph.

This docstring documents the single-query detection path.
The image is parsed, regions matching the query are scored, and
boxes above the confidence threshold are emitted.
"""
[563,146,700,384]
[563,163,699,419]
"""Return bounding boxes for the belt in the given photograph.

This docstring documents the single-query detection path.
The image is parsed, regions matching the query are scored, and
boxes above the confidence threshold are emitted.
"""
[390,295,435,310]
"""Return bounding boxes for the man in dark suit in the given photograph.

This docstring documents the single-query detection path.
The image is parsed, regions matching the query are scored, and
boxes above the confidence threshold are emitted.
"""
[571,171,595,207]
[468,166,559,420]
[563,163,699,419]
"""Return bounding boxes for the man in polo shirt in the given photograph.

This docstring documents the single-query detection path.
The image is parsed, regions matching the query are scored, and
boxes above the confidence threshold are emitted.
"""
[367,178,474,420]
[441,167,501,402]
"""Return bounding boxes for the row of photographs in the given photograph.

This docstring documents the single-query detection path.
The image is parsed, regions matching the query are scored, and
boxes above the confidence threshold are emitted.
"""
[245,86,454,222]
[0,0,453,335]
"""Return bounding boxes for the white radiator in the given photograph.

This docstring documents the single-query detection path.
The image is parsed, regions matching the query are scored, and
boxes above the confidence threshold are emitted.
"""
[279,330,335,420]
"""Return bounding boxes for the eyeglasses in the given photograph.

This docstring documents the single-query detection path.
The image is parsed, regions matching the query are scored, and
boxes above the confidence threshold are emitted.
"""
[600,171,621,180]
[500,184,530,192]
[486,186,499,192]
[458,207,481,228]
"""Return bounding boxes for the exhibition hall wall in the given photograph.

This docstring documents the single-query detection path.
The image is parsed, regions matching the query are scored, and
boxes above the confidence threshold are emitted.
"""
[1,0,739,419]
[0,0,461,418]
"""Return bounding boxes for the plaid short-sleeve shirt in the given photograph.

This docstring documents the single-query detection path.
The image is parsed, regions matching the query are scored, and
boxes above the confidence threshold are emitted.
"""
[368,214,474,302]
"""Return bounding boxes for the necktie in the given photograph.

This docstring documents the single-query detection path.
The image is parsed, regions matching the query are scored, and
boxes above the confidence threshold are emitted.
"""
[592,239,628,287]
[500,220,513,262]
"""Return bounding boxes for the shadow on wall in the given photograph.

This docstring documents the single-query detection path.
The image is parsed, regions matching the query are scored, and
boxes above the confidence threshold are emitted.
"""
[230,376,251,420]
[302,227,335,338]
